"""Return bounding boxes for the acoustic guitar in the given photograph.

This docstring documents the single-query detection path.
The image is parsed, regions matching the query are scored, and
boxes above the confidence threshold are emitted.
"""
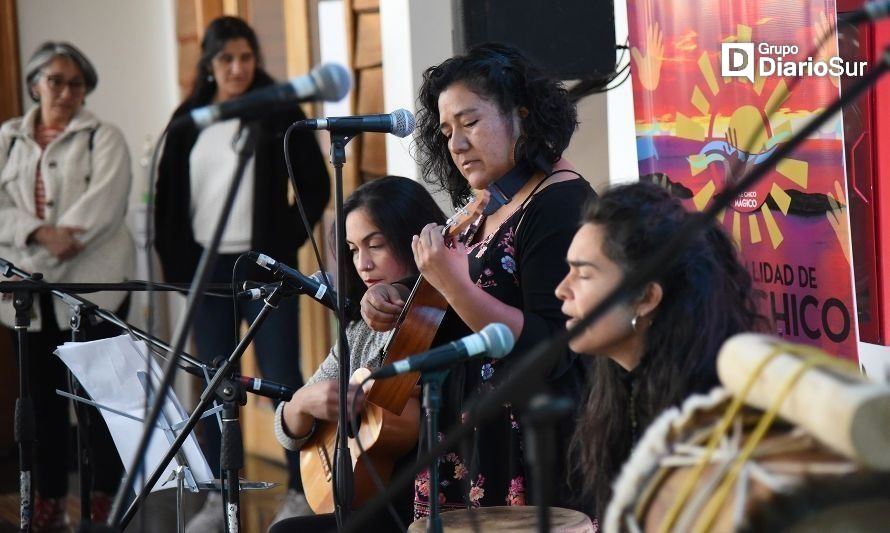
[301,191,489,514]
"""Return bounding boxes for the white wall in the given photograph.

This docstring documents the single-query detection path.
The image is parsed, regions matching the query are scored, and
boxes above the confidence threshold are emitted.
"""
[17,0,180,334]
[17,0,179,183]
[380,0,455,210]
[380,0,453,180]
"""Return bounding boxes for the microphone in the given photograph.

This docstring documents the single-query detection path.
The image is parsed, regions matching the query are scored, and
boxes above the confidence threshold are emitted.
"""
[176,359,296,402]
[235,375,296,402]
[237,280,290,301]
[370,323,514,379]
[294,109,415,137]
[247,252,351,313]
[187,63,351,129]
[840,1,890,24]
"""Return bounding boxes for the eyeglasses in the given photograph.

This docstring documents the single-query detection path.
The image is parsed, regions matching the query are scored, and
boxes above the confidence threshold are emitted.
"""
[41,73,86,94]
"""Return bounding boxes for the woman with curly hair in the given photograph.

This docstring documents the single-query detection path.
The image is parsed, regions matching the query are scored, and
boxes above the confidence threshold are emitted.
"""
[361,42,594,517]
[555,180,767,523]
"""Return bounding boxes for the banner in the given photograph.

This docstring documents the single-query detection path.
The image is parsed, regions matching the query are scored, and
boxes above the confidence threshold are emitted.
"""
[628,0,860,360]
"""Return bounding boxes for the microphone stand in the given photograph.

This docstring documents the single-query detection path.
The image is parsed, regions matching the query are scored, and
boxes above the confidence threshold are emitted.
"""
[0,264,293,532]
[109,123,258,530]
[68,299,94,532]
[0,264,233,533]
[328,130,359,528]
[9,269,35,533]
[521,394,575,533]
[342,43,890,533]
[420,369,449,533]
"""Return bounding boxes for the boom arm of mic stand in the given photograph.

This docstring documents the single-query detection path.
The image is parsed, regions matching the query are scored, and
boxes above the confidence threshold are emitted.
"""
[341,47,890,533]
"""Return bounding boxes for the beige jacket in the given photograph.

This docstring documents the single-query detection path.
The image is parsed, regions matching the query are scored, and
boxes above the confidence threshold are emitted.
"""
[0,107,135,330]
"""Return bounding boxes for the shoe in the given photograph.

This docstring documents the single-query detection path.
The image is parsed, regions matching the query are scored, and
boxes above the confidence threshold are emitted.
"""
[32,494,71,532]
[270,489,313,525]
[185,491,224,533]
[90,491,113,524]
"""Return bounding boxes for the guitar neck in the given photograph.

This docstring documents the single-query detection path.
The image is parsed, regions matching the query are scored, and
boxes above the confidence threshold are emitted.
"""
[366,277,449,415]
[364,192,487,415]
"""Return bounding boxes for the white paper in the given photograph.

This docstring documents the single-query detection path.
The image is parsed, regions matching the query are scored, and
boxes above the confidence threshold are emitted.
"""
[55,334,213,492]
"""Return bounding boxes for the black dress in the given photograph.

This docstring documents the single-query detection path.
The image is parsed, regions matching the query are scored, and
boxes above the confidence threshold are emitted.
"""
[413,175,594,518]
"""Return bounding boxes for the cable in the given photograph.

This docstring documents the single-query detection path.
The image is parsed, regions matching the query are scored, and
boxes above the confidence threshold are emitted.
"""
[350,375,407,530]
[568,38,630,101]
[283,122,330,290]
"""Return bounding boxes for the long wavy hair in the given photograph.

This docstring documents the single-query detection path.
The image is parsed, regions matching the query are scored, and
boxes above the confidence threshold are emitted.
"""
[414,42,578,208]
[183,16,275,107]
[568,181,768,516]
[337,176,447,318]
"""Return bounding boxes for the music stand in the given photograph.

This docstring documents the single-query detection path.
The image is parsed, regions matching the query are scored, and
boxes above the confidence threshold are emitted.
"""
[56,334,215,530]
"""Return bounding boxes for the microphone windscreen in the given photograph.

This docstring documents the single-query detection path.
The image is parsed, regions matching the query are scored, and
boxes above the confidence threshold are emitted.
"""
[313,63,351,102]
[481,323,514,359]
[390,109,416,138]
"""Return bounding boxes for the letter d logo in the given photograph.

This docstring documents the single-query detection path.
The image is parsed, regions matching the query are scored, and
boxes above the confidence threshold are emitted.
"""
[721,43,755,82]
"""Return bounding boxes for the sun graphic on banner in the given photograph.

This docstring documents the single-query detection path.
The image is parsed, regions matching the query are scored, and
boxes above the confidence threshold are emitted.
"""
[676,24,810,250]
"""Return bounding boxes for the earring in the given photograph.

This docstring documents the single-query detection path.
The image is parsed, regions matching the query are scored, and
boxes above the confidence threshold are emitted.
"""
[631,315,639,332]
[207,73,215,83]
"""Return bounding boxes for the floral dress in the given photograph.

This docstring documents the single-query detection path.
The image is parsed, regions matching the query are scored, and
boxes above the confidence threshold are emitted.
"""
[413,176,593,519]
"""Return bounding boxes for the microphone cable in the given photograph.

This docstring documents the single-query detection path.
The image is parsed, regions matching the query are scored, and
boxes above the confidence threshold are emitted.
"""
[283,120,333,311]
[350,373,407,531]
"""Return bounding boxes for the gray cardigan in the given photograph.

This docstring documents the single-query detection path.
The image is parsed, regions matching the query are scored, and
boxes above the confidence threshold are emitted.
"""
[274,319,393,451]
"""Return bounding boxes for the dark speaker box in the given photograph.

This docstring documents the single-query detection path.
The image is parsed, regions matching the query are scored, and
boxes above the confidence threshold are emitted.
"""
[452,0,616,80]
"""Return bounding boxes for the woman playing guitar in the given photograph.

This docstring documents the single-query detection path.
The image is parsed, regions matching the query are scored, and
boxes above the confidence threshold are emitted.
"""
[272,176,447,531]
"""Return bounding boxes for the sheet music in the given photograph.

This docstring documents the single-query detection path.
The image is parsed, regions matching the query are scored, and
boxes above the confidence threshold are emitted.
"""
[55,334,213,492]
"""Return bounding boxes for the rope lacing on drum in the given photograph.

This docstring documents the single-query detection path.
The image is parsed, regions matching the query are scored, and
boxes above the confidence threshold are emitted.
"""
[656,342,859,533]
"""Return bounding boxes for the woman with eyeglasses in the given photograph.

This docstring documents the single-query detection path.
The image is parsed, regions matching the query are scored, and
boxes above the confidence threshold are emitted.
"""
[0,41,135,530]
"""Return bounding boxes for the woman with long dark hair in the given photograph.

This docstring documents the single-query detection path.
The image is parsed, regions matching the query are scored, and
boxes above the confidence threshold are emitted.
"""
[153,16,330,531]
[555,180,767,522]
[273,175,446,531]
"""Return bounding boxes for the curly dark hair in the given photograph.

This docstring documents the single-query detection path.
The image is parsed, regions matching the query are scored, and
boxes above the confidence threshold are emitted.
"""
[567,181,768,517]
[336,176,447,319]
[414,42,578,208]
[184,16,275,107]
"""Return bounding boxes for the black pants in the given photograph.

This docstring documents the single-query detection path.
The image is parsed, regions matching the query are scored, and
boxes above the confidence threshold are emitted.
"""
[10,293,129,498]
[191,253,304,490]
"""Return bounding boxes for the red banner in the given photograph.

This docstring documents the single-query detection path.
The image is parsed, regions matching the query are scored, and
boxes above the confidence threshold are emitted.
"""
[628,0,859,360]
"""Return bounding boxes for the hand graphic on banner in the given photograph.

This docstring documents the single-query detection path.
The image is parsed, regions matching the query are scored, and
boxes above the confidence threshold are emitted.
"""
[632,20,665,91]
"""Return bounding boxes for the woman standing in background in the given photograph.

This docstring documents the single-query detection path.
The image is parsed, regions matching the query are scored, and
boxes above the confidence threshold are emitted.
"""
[154,16,331,532]
[0,41,135,530]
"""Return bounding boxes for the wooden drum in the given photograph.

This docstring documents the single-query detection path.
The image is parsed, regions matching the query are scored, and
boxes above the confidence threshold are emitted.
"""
[604,389,890,532]
[409,506,594,532]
